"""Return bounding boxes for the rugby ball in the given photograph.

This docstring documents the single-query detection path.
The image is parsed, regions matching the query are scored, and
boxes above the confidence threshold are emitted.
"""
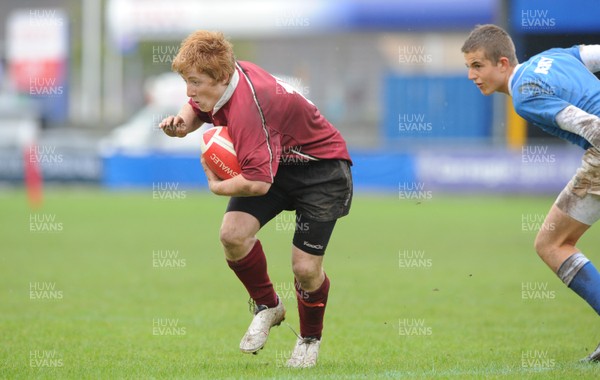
[200,127,241,180]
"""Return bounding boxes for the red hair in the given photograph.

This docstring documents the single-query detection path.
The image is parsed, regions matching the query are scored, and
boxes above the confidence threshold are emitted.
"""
[172,30,235,82]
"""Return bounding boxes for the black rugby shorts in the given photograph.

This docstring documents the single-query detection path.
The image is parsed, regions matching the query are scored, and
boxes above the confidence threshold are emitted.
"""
[226,159,352,255]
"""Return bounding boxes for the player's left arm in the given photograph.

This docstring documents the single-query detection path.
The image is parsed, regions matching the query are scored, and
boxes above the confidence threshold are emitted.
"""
[579,45,600,73]
[200,156,271,196]
[556,105,600,148]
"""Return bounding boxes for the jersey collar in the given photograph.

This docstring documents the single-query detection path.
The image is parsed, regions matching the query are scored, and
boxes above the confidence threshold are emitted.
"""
[212,68,240,115]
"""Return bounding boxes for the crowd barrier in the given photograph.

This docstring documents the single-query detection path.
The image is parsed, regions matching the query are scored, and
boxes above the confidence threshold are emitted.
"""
[0,146,582,194]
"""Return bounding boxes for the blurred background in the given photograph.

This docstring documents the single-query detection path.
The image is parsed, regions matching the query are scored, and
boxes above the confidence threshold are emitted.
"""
[1,0,599,198]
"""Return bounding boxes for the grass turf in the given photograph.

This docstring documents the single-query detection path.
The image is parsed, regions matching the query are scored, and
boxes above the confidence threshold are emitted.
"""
[1,189,599,379]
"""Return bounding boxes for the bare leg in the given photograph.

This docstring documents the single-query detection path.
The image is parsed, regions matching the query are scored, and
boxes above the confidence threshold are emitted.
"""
[219,211,261,261]
[534,204,590,272]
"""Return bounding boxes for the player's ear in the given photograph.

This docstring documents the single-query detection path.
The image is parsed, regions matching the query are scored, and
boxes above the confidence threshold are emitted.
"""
[221,72,233,85]
[497,56,511,72]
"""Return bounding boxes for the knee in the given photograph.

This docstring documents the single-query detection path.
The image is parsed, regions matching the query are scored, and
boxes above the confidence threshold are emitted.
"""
[292,261,321,288]
[219,223,248,252]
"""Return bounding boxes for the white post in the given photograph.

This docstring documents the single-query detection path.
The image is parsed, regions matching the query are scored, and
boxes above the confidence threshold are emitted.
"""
[103,41,123,124]
[81,0,102,124]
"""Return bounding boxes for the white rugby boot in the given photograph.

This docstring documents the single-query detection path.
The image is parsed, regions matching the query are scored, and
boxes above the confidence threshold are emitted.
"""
[582,341,600,362]
[286,336,321,368]
[239,296,285,354]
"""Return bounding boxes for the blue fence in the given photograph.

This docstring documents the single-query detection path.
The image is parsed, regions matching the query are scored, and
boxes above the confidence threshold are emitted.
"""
[103,153,205,189]
[100,146,581,195]
[383,75,492,143]
[102,151,417,191]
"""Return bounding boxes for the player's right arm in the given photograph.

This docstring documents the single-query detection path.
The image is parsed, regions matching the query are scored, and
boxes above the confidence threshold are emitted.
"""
[159,102,203,138]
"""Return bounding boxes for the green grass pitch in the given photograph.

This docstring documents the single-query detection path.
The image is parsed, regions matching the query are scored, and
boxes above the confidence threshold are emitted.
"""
[1,189,599,379]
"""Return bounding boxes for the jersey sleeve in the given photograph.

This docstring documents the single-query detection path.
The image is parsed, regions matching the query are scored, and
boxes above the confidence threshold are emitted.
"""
[513,77,569,128]
[187,98,213,124]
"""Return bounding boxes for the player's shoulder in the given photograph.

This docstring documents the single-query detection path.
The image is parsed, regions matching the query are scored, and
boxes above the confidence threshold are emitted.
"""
[515,46,583,86]
[236,60,258,73]
[541,45,580,56]
[525,45,582,67]
[236,61,279,95]
[237,61,275,82]
[227,62,275,123]
[233,61,269,93]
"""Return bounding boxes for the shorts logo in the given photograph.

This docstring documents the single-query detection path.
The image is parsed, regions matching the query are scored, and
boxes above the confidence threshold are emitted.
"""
[303,241,323,251]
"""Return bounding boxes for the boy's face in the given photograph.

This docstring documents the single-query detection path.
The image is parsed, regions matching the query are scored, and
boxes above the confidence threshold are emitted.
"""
[464,49,509,95]
[181,68,229,112]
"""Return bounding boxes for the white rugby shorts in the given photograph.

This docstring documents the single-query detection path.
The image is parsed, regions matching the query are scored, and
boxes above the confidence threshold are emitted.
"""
[556,147,600,225]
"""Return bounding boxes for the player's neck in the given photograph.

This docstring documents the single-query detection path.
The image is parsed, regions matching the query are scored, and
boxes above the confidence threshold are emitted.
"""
[500,64,519,96]
[497,83,510,95]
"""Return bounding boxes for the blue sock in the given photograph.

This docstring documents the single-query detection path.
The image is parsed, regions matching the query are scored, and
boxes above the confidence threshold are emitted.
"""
[569,262,600,315]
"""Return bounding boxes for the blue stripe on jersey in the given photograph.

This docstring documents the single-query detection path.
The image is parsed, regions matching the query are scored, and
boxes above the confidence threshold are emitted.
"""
[511,45,600,149]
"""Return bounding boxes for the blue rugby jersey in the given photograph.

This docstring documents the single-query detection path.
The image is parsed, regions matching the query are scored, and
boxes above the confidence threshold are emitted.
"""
[510,46,600,149]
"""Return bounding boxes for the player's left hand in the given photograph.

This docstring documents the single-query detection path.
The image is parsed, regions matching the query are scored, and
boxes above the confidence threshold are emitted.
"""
[201,156,223,192]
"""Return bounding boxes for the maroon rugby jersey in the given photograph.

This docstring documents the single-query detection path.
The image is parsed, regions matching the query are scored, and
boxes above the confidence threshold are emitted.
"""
[189,61,351,183]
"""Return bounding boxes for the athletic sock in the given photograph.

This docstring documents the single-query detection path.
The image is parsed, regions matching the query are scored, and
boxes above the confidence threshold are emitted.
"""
[557,253,600,315]
[226,240,278,308]
[295,274,330,339]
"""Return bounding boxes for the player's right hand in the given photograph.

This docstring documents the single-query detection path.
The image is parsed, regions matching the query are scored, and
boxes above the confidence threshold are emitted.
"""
[159,115,188,137]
